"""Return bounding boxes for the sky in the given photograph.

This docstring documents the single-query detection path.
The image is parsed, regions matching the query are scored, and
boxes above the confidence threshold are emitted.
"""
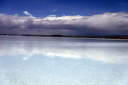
[0,0,128,35]
[0,0,128,16]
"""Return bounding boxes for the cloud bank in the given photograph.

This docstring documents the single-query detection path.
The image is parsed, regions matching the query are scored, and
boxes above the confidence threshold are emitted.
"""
[0,11,128,35]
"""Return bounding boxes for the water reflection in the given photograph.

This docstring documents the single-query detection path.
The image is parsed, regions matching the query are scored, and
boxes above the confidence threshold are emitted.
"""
[0,36,128,63]
[0,36,128,85]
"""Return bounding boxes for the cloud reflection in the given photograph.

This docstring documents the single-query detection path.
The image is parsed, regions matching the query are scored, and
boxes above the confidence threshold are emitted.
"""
[0,37,128,63]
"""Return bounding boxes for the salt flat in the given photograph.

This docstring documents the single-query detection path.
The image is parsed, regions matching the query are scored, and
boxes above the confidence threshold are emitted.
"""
[0,36,128,85]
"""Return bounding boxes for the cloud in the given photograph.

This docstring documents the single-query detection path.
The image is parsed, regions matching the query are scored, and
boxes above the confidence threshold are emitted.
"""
[0,39,128,63]
[23,11,35,18]
[23,11,32,16]
[0,11,128,35]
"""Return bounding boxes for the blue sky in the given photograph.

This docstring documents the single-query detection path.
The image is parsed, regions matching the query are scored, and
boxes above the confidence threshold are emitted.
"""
[0,0,128,17]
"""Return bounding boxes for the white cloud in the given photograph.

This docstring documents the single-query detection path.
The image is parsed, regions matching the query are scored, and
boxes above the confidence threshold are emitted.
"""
[0,11,128,35]
[23,11,35,18]
[23,11,32,16]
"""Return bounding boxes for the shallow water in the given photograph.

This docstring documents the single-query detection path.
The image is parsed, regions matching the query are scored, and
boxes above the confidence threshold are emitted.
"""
[0,36,128,85]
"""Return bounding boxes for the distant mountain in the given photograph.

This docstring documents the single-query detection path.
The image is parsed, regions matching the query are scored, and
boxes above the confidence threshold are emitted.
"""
[0,34,128,39]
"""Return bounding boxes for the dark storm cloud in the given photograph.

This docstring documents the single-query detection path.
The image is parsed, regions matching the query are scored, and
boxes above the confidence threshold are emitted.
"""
[0,11,128,35]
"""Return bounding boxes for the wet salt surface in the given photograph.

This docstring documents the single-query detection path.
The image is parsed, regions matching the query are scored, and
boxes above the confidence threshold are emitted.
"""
[0,36,128,85]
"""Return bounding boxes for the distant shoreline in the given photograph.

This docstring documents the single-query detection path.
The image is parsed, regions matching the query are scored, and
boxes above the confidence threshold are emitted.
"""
[0,34,128,39]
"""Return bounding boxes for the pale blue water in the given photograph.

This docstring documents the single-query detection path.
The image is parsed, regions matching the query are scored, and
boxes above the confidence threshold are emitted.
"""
[0,36,128,85]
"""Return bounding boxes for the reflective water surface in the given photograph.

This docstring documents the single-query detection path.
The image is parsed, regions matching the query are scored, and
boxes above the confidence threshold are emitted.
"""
[0,36,128,85]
